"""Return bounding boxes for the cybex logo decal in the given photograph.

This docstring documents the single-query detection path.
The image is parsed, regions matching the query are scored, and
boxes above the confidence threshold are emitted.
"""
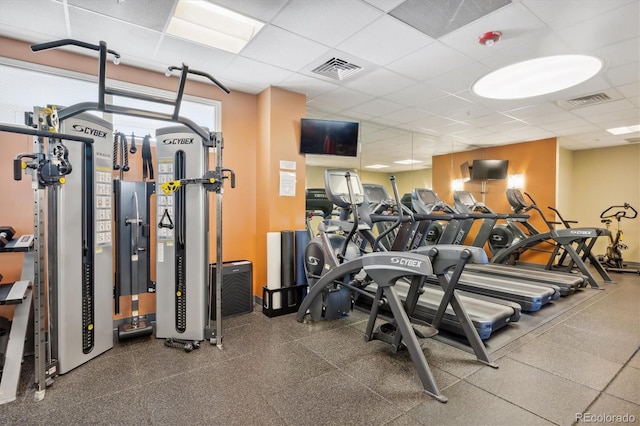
[307,256,319,266]
[453,230,466,244]
[390,257,422,268]
[162,138,194,145]
[71,124,107,138]
[570,230,592,235]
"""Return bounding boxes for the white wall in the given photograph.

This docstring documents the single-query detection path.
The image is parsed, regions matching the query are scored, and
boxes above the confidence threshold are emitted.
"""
[564,143,640,262]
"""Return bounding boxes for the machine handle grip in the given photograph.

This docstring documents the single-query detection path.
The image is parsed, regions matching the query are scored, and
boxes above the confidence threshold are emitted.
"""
[13,159,23,181]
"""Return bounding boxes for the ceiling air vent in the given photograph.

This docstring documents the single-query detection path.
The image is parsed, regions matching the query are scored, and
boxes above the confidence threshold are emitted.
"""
[625,137,640,144]
[566,93,611,107]
[556,89,622,110]
[311,58,362,81]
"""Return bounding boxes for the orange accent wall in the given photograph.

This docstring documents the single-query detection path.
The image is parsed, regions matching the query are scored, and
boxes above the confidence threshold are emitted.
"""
[432,138,557,263]
[254,87,307,295]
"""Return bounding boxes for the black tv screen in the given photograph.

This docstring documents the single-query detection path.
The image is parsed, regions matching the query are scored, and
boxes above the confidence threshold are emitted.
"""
[471,159,509,180]
[300,118,359,157]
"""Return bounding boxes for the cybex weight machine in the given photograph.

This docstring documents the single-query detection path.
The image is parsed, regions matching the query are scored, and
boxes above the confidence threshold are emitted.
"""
[4,38,233,401]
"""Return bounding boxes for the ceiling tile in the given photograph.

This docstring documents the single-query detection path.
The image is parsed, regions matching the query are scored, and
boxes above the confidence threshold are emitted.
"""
[386,42,472,81]
[557,137,590,150]
[68,8,164,64]
[345,98,403,117]
[306,87,374,113]
[67,0,175,32]
[220,56,293,90]
[384,82,448,107]
[537,118,591,131]
[406,115,462,132]
[583,109,640,128]
[155,34,236,75]
[362,0,405,13]
[278,74,339,100]
[439,2,547,62]
[502,102,568,120]
[556,1,639,51]
[337,15,434,66]
[383,107,432,124]
[524,111,580,126]
[553,124,601,136]
[464,113,516,127]
[343,68,416,96]
[605,62,640,87]
[445,104,494,122]
[593,38,640,68]
[521,0,634,31]
[421,94,473,116]
[616,82,640,98]
[271,0,382,47]
[208,0,288,22]
[570,99,636,118]
[427,61,491,94]
[0,0,68,42]
[240,25,330,72]
[389,0,512,39]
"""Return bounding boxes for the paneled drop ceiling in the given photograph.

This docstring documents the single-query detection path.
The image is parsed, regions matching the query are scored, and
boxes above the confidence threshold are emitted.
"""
[0,0,638,172]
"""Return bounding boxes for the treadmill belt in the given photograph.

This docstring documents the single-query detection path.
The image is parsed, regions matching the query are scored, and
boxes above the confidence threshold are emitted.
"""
[355,281,520,340]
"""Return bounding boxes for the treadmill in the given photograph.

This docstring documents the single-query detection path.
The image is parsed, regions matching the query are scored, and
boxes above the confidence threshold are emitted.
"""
[404,189,561,311]
[452,190,584,295]
[319,173,521,341]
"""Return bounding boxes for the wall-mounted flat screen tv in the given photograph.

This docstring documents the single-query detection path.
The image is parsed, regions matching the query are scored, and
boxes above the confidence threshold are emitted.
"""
[300,118,359,157]
[471,159,509,180]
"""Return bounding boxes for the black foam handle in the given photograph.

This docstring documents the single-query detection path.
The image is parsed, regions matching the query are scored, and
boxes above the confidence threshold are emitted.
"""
[13,159,22,180]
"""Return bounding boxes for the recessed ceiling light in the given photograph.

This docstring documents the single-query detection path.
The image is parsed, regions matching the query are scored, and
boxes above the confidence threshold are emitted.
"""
[166,0,264,54]
[607,124,640,135]
[472,55,603,100]
[365,164,389,169]
[393,159,423,165]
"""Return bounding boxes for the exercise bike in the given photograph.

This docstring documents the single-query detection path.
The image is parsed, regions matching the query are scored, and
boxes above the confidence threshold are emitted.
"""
[598,203,639,275]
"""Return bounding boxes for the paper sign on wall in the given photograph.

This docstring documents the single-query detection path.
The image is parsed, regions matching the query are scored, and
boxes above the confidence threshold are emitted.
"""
[279,171,296,196]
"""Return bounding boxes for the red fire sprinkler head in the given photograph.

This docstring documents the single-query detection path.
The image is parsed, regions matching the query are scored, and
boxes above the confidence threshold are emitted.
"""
[478,31,502,46]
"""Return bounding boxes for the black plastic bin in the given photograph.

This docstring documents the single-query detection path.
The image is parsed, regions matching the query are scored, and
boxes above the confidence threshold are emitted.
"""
[262,284,308,318]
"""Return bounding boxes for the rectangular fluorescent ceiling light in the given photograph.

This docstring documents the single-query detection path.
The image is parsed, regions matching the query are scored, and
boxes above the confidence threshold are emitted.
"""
[394,159,422,165]
[606,124,640,135]
[365,164,389,169]
[167,0,265,54]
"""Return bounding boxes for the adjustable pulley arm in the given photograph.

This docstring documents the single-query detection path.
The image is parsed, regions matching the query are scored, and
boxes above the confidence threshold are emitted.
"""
[160,168,236,195]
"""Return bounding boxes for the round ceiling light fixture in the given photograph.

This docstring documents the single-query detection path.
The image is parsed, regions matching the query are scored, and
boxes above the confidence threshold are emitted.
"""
[472,55,603,100]
[479,31,502,46]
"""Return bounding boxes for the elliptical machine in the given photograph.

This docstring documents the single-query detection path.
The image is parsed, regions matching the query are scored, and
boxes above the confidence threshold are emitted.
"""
[598,203,639,274]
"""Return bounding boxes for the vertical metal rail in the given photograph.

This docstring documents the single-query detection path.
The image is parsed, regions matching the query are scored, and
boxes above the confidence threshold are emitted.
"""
[33,187,46,401]
[215,138,223,349]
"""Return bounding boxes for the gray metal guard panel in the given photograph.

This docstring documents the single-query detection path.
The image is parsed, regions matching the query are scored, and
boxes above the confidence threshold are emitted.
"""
[57,113,114,374]
[155,126,209,341]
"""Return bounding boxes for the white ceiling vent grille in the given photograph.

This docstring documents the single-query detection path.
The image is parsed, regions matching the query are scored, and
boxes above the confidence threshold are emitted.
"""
[625,137,640,144]
[556,89,623,110]
[566,93,611,107]
[311,58,363,81]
